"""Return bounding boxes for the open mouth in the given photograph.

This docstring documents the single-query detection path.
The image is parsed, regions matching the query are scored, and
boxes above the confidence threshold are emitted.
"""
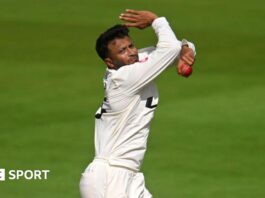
[129,56,139,63]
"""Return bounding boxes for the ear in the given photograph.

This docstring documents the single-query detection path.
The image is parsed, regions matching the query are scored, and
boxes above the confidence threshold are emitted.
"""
[104,58,115,69]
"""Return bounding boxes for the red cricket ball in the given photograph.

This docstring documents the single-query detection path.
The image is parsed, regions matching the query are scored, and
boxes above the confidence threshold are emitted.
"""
[180,63,193,77]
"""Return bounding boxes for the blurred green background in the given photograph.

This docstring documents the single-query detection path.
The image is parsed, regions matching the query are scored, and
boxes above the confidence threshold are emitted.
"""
[0,0,264,197]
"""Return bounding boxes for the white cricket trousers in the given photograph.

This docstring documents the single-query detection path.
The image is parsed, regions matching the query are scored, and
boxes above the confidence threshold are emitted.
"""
[79,158,152,198]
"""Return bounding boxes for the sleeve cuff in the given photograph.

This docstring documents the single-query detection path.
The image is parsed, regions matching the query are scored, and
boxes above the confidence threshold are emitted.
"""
[182,39,196,56]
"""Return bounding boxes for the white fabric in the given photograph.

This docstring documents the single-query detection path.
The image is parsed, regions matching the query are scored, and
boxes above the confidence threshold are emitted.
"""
[80,159,152,198]
[94,17,182,172]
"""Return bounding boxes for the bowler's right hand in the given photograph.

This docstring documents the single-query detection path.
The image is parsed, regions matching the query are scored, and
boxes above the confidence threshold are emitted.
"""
[177,46,195,77]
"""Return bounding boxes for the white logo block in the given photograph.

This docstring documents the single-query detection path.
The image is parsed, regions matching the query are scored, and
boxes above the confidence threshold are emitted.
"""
[0,169,5,181]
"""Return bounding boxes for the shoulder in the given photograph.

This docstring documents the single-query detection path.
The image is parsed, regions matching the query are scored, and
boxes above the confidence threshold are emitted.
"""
[138,46,155,63]
[138,46,156,56]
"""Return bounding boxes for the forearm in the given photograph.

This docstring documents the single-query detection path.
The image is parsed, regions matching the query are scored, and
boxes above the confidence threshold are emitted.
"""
[152,17,182,49]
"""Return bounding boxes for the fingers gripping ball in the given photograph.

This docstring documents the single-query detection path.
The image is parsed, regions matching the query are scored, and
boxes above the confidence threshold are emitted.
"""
[178,63,193,78]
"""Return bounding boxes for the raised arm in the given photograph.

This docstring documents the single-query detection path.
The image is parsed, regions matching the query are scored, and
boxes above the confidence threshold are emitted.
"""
[114,10,182,94]
[120,9,180,49]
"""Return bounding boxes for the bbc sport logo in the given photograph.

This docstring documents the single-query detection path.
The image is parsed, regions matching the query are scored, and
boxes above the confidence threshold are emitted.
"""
[0,168,50,181]
[0,169,5,181]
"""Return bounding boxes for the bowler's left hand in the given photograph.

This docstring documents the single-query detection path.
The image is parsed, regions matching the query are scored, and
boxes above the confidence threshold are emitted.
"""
[119,9,158,29]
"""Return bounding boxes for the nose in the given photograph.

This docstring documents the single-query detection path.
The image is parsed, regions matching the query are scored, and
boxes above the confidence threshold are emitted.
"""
[127,47,137,56]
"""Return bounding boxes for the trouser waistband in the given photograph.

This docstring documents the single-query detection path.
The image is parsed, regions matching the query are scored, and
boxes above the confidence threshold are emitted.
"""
[93,157,138,173]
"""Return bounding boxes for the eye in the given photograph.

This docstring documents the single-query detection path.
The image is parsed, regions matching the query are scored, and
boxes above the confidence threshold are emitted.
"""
[129,43,135,48]
[119,48,126,54]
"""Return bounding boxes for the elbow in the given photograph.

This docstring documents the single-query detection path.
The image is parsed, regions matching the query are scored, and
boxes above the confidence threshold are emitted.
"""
[155,40,182,58]
[168,41,182,56]
[157,40,182,53]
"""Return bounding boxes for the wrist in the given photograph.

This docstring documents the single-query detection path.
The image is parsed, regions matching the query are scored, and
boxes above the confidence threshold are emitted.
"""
[181,39,196,56]
[151,15,158,22]
[181,39,189,48]
[181,45,189,50]
[151,17,167,29]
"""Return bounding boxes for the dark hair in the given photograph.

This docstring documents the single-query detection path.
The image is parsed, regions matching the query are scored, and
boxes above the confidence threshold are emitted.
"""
[96,25,129,60]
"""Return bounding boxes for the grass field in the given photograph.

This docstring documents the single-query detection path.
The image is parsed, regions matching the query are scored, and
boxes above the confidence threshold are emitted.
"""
[0,0,265,197]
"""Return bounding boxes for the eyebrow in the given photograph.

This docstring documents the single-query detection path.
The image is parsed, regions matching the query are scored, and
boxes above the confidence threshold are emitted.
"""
[119,42,133,50]
[119,47,126,52]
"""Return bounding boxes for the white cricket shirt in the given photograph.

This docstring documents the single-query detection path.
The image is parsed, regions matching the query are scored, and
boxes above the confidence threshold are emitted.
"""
[94,17,188,171]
